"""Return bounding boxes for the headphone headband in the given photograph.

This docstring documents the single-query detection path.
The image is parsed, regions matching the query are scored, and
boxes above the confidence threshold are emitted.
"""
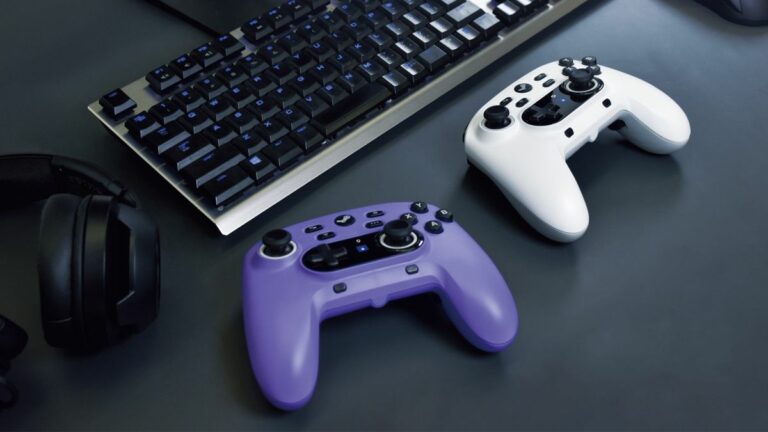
[0,154,138,210]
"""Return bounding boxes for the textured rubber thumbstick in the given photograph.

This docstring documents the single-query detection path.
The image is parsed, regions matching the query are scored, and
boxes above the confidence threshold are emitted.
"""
[483,105,511,129]
[262,229,293,256]
[383,220,413,247]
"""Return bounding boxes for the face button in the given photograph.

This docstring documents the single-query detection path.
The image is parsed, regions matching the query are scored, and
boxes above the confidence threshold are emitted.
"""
[514,83,532,93]
[333,283,347,293]
[306,244,348,267]
[262,229,294,257]
[558,57,573,67]
[400,212,418,225]
[500,97,513,106]
[562,66,576,77]
[366,220,384,229]
[581,56,597,66]
[534,73,546,81]
[366,210,385,218]
[405,264,419,275]
[380,220,418,250]
[317,232,336,241]
[435,209,453,222]
[410,201,429,214]
[425,220,443,234]
[515,98,529,108]
[483,105,511,129]
[543,79,556,88]
[305,224,323,233]
[588,65,601,75]
[335,214,356,226]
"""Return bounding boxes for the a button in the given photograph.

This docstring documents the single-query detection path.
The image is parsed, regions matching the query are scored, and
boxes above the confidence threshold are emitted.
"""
[318,232,336,240]
[581,56,597,66]
[366,210,385,218]
[588,65,602,75]
[400,213,418,225]
[562,66,576,77]
[558,57,573,67]
[534,73,546,81]
[500,97,513,106]
[366,220,384,229]
[435,209,453,222]
[335,214,356,226]
[514,83,532,93]
[333,283,347,293]
[405,264,419,275]
[543,79,556,87]
[515,98,528,108]
[425,220,443,234]
[410,201,429,214]
[305,224,323,233]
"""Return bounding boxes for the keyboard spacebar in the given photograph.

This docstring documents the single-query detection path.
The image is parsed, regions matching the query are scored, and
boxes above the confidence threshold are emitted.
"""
[312,83,392,136]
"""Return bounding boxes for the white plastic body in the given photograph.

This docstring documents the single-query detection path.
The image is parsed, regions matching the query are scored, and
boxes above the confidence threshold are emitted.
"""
[464,59,691,242]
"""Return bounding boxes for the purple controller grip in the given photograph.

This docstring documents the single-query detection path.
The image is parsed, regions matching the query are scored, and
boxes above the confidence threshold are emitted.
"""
[243,202,518,410]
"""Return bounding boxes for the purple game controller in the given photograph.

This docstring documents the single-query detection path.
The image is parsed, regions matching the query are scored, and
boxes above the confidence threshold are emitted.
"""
[242,202,518,410]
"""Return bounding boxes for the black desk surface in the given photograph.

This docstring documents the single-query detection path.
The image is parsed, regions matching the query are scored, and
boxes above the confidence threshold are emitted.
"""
[2,0,768,429]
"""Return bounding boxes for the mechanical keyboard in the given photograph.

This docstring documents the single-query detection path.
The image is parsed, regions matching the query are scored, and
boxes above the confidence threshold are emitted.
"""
[89,0,589,235]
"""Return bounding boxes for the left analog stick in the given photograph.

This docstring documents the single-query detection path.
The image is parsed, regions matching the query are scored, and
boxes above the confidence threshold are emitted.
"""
[262,229,294,257]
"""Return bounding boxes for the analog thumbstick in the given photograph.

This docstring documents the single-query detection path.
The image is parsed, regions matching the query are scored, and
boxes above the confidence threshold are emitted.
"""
[483,105,511,129]
[568,68,596,92]
[262,229,293,257]
[382,220,414,248]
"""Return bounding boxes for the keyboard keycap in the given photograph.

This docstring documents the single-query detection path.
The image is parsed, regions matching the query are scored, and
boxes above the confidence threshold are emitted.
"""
[312,82,391,135]
[163,134,215,170]
[283,0,311,20]
[270,86,301,108]
[149,100,184,125]
[202,122,238,146]
[354,0,382,13]
[236,54,268,77]
[298,21,327,44]
[215,65,248,88]
[225,109,259,134]
[366,31,394,50]
[146,66,181,94]
[317,82,350,105]
[144,121,190,154]
[343,20,372,40]
[348,41,376,61]
[291,124,325,152]
[265,61,299,85]
[99,89,136,119]
[308,40,335,62]
[202,98,235,122]
[233,131,267,156]
[456,24,481,48]
[381,0,407,19]
[279,32,309,55]
[429,17,454,37]
[438,35,466,59]
[126,111,160,139]
[223,85,257,109]
[403,10,428,29]
[172,88,205,112]
[182,144,245,188]
[193,76,227,99]
[259,43,289,65]
[494,1,523,25]
[364,9,390,29]
[417,44,448,72]
[256,117,290,143]
[214,34,245,57]
[446,1,482,26]
[290,74,321,96]
[246,75,278,98]
[335,2,363,21]
[473,13,503,38]
[291,50,319,73]
[202,166,254,206]
[330,51,359,73]
[170,54,203,80]
[191,43,224,68]
[357,60,387,81]
[249,97,280,121]
[338,70,368,92]
[319,11,345,32]
[379,70,410,94]
[376,48,404,70]
[263,136,303,168]
[179,108,214,134]
[384,20,411,40]
[394,38,420,58]
[297,94,330,117]
[265,7,292,29]
[277,105,310,129]
[309,63,340,85]
[411,28,438,47]
[240,153,277,182]
[241,18,273,44]
[399,59,427,82]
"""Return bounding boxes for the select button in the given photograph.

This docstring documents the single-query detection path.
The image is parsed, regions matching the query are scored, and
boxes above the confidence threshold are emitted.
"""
[406,265,419,275]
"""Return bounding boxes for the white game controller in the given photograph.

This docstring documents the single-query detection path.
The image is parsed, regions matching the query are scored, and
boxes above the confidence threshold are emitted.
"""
[464,56,691,242]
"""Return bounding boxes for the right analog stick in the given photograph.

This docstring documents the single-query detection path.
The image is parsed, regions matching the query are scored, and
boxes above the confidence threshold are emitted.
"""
[382,220,414,248]
[483,105,511,129]
[262,229,294,257]
[568,68,595,91]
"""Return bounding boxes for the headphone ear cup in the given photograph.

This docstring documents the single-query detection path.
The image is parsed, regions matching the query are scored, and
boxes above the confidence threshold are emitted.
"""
[38,194,85,348]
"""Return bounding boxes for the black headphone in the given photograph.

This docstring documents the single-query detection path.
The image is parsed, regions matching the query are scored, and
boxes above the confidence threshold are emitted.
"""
[0,154,161,410]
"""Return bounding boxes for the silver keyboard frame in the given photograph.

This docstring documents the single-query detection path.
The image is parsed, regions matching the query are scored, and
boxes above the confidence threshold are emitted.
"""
[88,0,589,235]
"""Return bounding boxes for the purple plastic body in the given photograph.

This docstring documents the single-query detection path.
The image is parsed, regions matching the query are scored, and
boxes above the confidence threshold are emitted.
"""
[242,202,518,410]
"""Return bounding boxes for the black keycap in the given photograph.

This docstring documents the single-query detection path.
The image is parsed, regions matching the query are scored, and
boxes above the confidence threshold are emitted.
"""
[306,0,332,10]
[357,59,387,81]
[149,100,184,125]
[343,19,372,40]
[202,166,254,205]
[291,50,319,73]
[182,144,246,188]
[394,38,420,58]
[376,48,404,70]
[236,54,268,77]
[363,9,389,29]
[309,62,340,84]
[270,86,301,108]
[440,0,461,9]
[338,70,368,92]
[403,10,428,28]
[384,20,411,40]
[327,30,354,51]
[446,1,482,26]
[366,31,394,50]
[298,21,327,44]
[317,82,349,105]
[144,121,190,154]
[179,108,214,134]
[381,0,407,18]
[283,0,311,20]
[203,123,238,146]
[240,153,277,182]
[277,105,310,129]
[170,54,203,80]
[456,24,481,48]
[297,93,330,117]
[308,40,335,62]
[232,130,267,156]
[191,43,224,68]
[223,85,257,109]
[214,34,245,57]
[411,28,437,47]
[256,117,290,142]
[215,65,248,88]
[354,0,381,13]
[400,0,422,9]
[262,136,303,168]
[126,111,160,139]
[246,75,278,97]
[330,51,359,73]
[264,7,292,29]
[224,109,259,135]
[259,43,289,65]
[335,2,363,21]
[290,124,325,151]
[193,76,227,99]
[249,97,280,121]
[494,1,522,25]
[437,35,465,59]
[265,61,299,85]
[379,70,410,94]
[473,13,503,38]
[163,134,215,170]
[319,11,344,32]
[429,17,454,37]
[312,82,391,135]
[171,88,205,112]
[146,66,181,94]
[348,41,376,61]
[241,18,273,44]
[290,74,321,96]
[279,32,309,55]
[399,58,427,82]
[419,2,444,19]
[99,89,136,119]
[417,44,448,72]
[202,98,235,122]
